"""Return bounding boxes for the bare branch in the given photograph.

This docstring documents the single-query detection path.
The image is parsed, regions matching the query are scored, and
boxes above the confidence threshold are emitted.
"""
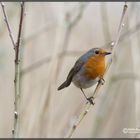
[15,2,25,64]
[0,2,16,49]
[13,2,25,138]
[1,2,25,137]
[66,3,128,138]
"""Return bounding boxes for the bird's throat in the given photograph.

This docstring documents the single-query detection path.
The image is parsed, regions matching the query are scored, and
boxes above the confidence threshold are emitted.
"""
[84,55,105,79]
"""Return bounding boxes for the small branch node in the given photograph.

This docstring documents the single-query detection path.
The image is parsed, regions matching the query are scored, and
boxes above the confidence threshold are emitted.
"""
[1,2,4,7]
[14,111,18,119]
[122,23,125,27]
[12,129,14,134]
[15,59,20,64]
[73,124,76,129]
[124,4,128,9]
[84,110,88,114]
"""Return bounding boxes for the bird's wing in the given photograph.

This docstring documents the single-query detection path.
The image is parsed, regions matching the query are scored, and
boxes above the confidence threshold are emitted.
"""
[58,49,95,90]
[67,60,84,81]
[66,48,96,82]
[57,59,84,90]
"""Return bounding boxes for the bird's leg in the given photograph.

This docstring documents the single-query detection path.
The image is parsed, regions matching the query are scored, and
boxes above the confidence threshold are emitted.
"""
[98,77,105,85]
[80,88,88,99]
[87,96,95,105]
[80,88,94,105]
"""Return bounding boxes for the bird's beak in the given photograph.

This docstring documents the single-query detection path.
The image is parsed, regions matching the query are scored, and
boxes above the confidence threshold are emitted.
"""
[104,52,111,55]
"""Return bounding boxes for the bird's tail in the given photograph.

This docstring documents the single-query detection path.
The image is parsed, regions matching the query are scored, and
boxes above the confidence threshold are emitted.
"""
[57,80,71,90]
[58,67,74,91]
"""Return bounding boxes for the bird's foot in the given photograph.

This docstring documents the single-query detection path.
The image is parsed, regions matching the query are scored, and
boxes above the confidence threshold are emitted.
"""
[86,97,95,105]
[99,78,105,85]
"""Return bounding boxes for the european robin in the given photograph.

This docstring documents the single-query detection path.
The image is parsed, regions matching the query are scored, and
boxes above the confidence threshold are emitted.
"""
[58,48,111,105]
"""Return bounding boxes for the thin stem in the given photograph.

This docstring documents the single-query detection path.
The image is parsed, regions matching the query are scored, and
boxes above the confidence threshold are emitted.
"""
[13,2,25,138]
[66,3,128,138]
[1,2,25,137]
[0,2,16,49]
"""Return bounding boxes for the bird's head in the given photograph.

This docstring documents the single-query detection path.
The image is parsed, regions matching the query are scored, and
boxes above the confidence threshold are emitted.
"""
[93,48,111,57]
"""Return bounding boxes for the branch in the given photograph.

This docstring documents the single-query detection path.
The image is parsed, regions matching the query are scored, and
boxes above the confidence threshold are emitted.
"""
[0,2,25,137]
[66,2,128,138]
[13,2,25,138]
[0,2,16,49]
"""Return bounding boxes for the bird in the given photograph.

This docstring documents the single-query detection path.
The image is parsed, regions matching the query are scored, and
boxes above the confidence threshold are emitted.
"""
[57,48,111,105]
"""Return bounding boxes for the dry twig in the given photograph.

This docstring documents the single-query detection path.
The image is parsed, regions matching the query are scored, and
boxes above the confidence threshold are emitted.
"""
[0,2,16,48]
[13,2,25,138]
[1,2,25,137]
[66,2,128,138]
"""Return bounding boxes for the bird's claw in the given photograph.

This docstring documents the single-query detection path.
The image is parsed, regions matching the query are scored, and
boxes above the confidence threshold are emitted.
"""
[99,78,105,85]
[86,97,95,105]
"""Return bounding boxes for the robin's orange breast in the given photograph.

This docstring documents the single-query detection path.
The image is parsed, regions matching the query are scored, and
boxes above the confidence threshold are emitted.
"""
[84,55,105,79]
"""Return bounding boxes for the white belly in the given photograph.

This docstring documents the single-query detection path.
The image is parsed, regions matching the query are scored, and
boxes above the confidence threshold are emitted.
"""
[72,73,99,89]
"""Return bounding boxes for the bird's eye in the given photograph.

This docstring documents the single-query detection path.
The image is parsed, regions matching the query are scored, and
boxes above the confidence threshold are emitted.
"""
[95,50,99,54]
